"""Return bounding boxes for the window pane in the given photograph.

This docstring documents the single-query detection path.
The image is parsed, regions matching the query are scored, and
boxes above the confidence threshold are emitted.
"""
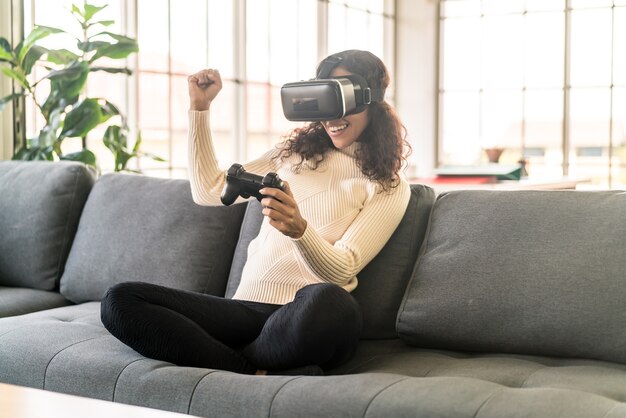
[87,72,126,115]
[171,131,188,168]
[364,13,384,59]
[570,88,611,148]
[525,0,564,12]
[614,88,626,146]
[271,86,300,135]
[211,81,236,133]
[524,12,564,88]
[524,89,563,148]
[296,0,318,80]
[482,15,524,89]
[269,0,299,85]
[171,0,207,74]
[138,0,169,71]
[171,76,189,131]
[328,2,347,53]
[369,0,384,14]
[482,0,524,15]
[570,9,612,87]
[139,73,169,130]
[442,0,481,18]
[482,91,523,149]
[345,8,371,51]
[208,0,234,77]
[247,0,269,82]
[571,0,613,8]
[247,83,269,133]
[614,8,626,86]
[442,17,481,90]
[613,88,626,187]
[140,129,170,170]
[441,92,481,164]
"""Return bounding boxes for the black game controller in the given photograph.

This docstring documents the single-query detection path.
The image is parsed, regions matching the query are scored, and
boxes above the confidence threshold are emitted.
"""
[220,163,285,206]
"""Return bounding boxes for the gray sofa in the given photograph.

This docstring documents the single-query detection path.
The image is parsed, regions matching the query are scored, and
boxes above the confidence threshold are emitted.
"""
[0,160,625,417]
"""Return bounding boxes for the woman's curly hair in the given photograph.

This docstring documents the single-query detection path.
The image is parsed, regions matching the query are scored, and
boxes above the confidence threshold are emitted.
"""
[275,50,412,192]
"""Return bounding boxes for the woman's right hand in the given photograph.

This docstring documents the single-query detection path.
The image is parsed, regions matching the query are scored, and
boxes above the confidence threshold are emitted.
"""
[188,69,222,111]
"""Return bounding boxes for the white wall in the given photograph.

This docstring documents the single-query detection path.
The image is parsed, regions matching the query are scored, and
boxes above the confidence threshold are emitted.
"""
[395,0,439,178]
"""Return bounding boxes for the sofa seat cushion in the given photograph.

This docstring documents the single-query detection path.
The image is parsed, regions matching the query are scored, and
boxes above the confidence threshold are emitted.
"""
[1,305,625,418]
[332,339,626,402]
[0,287,71,317]
[59,174,248,303]
[0,161,95,291]
[398,190,626,365]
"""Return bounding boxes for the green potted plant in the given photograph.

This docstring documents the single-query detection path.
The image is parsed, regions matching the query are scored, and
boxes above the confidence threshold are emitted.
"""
[0,1,163,172]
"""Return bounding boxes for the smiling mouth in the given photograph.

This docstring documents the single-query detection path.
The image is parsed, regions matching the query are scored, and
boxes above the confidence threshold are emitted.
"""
[327,123,348,134]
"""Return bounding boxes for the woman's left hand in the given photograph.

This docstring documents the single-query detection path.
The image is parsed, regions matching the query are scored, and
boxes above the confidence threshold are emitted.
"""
[260,182,307,239]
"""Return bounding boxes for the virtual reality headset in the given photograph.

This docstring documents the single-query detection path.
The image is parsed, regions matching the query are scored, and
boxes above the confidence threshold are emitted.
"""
[281,56,384,122]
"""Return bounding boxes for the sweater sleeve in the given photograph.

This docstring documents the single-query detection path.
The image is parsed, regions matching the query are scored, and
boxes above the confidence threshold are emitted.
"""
[291,178,411,286]
[188,110,278,206]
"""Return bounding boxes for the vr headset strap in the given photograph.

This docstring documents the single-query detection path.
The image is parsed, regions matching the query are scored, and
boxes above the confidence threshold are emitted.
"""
[317,55,385,103]
[317,56,343,79]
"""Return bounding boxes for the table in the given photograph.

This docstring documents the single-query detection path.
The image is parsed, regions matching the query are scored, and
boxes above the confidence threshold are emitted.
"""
[0,382,195,418]
[410,177,591,193]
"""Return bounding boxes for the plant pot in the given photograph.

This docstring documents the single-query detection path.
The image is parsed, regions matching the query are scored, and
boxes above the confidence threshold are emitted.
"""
[485,148,505,163]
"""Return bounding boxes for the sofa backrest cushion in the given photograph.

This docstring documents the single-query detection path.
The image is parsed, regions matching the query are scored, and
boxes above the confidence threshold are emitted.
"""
[0,161,95,291]
[226,184,436,339]
[60,173,247,303]
[397,190,626,364]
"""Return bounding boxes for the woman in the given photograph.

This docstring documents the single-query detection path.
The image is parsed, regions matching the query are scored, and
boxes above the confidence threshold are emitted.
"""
[101,50,411,376]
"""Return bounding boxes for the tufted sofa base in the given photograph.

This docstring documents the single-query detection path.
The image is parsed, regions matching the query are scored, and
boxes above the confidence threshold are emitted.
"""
[1,303,625,418]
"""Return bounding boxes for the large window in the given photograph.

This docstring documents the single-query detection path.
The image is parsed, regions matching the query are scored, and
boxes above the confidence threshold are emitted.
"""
[21,0,395,177]
[440,0,626,188]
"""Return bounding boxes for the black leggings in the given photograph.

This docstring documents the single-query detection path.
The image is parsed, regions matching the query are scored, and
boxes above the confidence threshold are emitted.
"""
[100,282,362,374]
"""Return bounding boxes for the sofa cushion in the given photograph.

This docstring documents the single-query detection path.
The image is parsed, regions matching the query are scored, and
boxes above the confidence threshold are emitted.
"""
[0,161,95,291]
[226,184,436,339]
[397,190,626,364]
[60,174,247,302]
[0,287,71,317]
[1,305,625,417]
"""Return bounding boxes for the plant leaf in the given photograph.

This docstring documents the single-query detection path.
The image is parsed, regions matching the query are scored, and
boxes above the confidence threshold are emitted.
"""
[46,49,79,65]
[37,109,63,146]
[17,25,64,65]
[132,130,142,153]
[89,66,132,75]
[100,100,121,118]
[0,67,30,89]
[71,4,84,17]
[83,3,108,22]
[59,98,105,138]
[60,149,97,166]
[0,93,22,111]
[103,124,122,152]
[77,40,110,53]
[89,31,135,43]
[92,20,115,27]
[22,45,47,75]
[12,145,54,161]
[0,37,13,62]
[143,153,166,162]
[90,40,138,62]
[40,61,89,117]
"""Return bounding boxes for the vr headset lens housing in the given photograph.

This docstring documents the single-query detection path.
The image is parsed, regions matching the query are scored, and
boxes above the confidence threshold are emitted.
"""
[281,68,382,122]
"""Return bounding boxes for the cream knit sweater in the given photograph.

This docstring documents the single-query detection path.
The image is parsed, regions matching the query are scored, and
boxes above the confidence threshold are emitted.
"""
[188,111,411,305]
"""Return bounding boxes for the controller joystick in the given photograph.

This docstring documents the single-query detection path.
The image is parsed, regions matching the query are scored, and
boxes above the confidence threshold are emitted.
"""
[220,163,285,206]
